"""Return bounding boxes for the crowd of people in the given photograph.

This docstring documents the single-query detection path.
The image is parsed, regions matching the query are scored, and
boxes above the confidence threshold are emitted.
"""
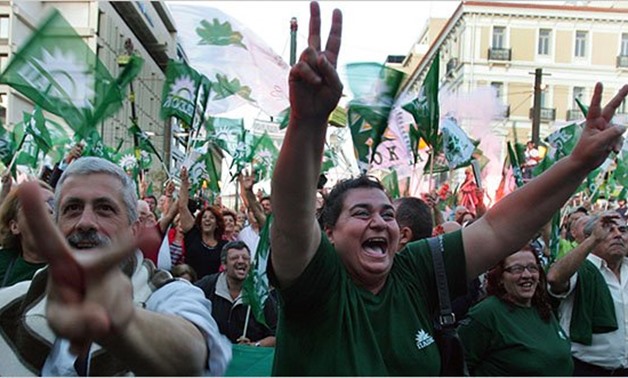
[0,1,626,376]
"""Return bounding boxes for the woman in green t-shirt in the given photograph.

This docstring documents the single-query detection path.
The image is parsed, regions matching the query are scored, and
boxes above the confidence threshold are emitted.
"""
[0,180,54,287]
[458,245,574,376]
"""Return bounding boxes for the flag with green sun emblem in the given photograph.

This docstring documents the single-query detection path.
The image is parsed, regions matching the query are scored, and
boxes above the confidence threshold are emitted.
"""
[0,9,143,133]
[204,116,245,155]
[22,107,53,155]
[0,122,16,167]
[160,59,205,127]
[440,115,474,169]
[249,132,278,182]
[168,4,290,116]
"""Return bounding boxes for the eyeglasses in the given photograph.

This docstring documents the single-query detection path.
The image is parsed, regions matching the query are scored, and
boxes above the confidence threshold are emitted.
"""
[503,264,539,275]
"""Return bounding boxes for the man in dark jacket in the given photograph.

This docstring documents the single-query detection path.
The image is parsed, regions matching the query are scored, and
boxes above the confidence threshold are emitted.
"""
[195,240,277,347]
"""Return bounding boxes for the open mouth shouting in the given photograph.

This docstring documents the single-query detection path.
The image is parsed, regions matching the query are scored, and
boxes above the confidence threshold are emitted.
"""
[362,237,389,257]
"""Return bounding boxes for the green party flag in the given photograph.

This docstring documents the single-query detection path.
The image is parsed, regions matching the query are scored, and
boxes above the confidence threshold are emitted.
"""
[0,122,17,167]
[347,107,372,173]
[277,106,345,130]
[346,62,404,164]
[23,107,52,154]
[242,214,273,327]
[441,115,474,169]
[13,121,39,169]
[381,168,400,199]
[575,97,589,117]
[191,75,211,131]
[548,211,561,266]
[546,122,581,159]
[160,59,206,126]
[276,107,290,130]
[249,132,278,182]
[538,122,583,182]
[80,127,114,161]
[321,148,337,174]
[129,123,163,163]
[204,116,245,156]
[613,144,628,187]
[205,142,223,194]
[229,128,255,176]
[402,53,440,149]
[0,9,142,133]
[618,187,628,201]
[507,141,524,187]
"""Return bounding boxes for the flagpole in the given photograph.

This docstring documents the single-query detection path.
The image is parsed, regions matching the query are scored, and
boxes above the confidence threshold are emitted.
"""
[6,133,28,174]
[242,305,252,341]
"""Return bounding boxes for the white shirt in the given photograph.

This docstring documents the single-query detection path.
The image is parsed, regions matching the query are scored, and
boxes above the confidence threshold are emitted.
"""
[549,254,628,369]
[238,225,260,259]
[41,252,232,376]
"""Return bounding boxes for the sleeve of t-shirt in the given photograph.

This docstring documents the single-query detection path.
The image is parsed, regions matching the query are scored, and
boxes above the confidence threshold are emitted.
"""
[183,225,199,245]
[398,230,468,308]
[146,280,232,376]
[547,272,578,299]
[268,231,343,319]
[457,301,496,373]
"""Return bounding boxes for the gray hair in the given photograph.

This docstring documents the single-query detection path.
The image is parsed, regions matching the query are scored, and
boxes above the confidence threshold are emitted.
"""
[583,215,599,238]
[55,157,138,224]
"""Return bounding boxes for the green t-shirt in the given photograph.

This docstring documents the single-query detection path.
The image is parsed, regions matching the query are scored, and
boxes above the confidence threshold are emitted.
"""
[0,249,46,287]
[268,230,467,376]
[556,238,577,261]
[458,296,574,376]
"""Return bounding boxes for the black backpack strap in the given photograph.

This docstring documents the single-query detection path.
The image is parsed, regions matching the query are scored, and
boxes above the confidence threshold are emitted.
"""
[427,236,456,328]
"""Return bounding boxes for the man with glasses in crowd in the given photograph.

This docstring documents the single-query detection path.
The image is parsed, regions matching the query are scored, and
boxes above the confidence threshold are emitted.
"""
[547,212,628,375]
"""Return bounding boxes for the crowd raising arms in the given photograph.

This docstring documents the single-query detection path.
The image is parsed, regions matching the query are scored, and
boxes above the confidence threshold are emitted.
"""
[269,0,628,375]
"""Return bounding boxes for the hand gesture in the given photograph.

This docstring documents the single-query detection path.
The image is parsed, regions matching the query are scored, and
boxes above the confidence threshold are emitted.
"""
[571,83,628,171]
[592,212,624,243]
[423,192,439,208]
[65,143,84,164]
[17,181,137,356]
[139,178,148,196]
[238,168,256,192]
[180,166,189,189]
[164,180,175,197]
[1,169,12,189]
[289,2,343,123]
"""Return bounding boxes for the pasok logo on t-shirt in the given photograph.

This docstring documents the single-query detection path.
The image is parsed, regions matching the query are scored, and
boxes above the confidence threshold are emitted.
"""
[415,329,435,350]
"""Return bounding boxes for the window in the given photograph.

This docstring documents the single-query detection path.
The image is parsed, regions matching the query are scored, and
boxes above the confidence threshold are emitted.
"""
[0,16,8,39]
[575,31,587,58]
[0,54,7,72]
[622,33,628,56]
[540,90,547,108]
[492,27,505,48]
[491,82,504,100]
[538,29,551,55]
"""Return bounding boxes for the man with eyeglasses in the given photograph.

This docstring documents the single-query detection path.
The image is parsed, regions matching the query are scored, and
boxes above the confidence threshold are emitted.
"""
[547,212,628,375]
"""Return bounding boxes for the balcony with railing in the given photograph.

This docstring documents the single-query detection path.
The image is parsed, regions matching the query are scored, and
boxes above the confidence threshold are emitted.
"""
[617,55,628,68]
[493,104,510,119]
[529,107,556,122]
[566,109,584,121]
[488,48,512,61]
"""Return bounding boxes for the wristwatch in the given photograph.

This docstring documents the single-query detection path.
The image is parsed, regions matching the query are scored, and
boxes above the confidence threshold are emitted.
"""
[254,342,261,347]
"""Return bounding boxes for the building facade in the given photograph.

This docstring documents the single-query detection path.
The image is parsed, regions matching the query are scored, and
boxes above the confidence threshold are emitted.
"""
[397,1,628,164]
[0,1,180,176]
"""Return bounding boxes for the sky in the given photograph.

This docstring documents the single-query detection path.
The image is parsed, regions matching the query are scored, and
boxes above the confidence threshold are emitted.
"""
[197,1,461,66]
